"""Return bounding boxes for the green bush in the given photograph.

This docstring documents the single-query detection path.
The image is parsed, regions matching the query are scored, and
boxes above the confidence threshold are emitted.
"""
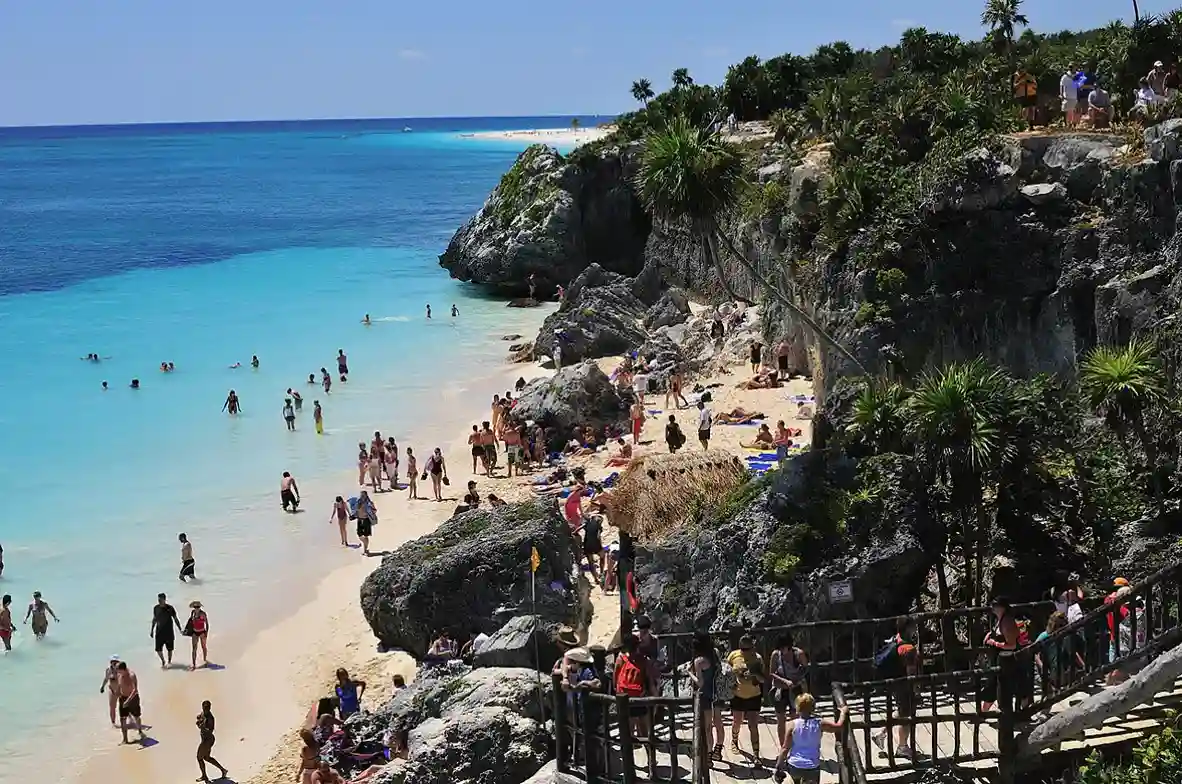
[1078,714,1182,784]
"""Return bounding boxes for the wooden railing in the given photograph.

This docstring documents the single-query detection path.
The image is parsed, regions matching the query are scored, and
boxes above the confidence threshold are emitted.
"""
[557,562,1182,784]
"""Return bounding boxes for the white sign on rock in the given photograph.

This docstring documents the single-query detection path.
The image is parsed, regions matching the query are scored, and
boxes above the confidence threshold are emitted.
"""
[828,579,854,604]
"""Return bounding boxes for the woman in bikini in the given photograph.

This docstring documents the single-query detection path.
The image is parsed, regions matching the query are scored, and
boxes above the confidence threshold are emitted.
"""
[188,601,209,670]
[367,445,383,492]
[298,728,321,784]
[406,447,419,500]
[100,655,121,725]
[330,496,351,547]
[356,443,369,487]
[384,437,399,486]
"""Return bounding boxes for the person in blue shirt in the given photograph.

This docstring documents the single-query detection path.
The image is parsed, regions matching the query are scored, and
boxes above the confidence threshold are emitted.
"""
[773,693,848,784]
[335,668,367,719]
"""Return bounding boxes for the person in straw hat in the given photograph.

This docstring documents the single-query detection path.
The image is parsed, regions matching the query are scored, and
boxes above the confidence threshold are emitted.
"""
[186,600,210,671]
[558,646,601,710]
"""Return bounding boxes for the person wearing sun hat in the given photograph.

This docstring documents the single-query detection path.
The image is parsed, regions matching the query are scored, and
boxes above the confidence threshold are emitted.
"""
[186,600,210,671]
[100,655,122,725]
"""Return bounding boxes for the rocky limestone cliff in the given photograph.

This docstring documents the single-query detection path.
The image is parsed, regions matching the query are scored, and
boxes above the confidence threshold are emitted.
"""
[438,144,651,298]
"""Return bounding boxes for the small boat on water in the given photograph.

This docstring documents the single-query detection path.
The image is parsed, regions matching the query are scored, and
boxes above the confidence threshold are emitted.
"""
[402,127,413,133]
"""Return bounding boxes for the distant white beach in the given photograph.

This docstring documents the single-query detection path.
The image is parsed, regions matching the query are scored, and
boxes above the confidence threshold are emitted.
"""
[460,126,612,147]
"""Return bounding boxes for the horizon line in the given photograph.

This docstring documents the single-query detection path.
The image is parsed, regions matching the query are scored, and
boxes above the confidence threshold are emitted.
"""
[0,112,620,133]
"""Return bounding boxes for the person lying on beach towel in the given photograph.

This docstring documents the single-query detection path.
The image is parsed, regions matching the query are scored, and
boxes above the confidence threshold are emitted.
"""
[740,424,776,450]
[796,402,814,420]
[738,369,782,390]
[714,407,766,424]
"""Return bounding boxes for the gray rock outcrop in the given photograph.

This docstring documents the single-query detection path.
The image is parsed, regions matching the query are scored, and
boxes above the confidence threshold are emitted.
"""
[511,362,631,449]
[359,503,576,658]
[642,289,691,331]
[533,264,649,363]
[473,614,563,671]
[438,144,650,298]
[351,666,552,784]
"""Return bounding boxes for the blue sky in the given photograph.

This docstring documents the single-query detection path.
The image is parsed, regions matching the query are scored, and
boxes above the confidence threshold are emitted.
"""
[0,0,1172,127]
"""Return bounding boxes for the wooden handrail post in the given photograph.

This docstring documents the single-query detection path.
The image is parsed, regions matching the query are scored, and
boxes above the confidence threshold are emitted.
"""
[553,673,570,774]
[618,695,637,784]
[581,692,600,779]
[997,652,1017,784]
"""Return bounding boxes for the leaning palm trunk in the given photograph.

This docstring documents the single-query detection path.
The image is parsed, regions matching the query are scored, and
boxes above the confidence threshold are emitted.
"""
[702,229,752,304]
[711,224,869,375]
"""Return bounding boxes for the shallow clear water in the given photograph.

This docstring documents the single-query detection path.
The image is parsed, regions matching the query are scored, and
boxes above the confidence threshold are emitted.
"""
[0,116,587,776]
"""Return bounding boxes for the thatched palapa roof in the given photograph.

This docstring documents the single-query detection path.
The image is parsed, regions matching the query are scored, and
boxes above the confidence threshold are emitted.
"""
[605,450,748,541]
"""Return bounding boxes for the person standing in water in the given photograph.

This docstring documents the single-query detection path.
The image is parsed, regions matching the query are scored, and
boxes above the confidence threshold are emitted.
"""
[100,655,120,725]
[362,314,371,326]
[451,304,458,317]
[196,700,229,783]
[24,591,58,639]
[251,355,260,369]
[116,661,147,744]
[179,533,196,581]
[281,471,301,512]
[313,400,324,434]
[288,388,303,410]
[425,304,432,319]
[337,349,349,377]
[222,390,241,415]
[321,368,332,394]
[0,594,12,652]
[151,592,183,668]
[283,398,297,431]
[406,447,419,500]
[330,496,351,546]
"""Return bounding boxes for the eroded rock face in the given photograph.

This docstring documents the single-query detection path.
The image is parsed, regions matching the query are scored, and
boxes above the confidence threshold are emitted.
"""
[359,503,576,658]
[533,264,649,363]
[642,289,691,331]
[351,666,552,784]
[511,361,631,447]
[438,144,650,298]
[634,450,940,631]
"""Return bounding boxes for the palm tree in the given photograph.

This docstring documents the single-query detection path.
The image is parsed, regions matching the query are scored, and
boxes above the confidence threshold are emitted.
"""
[980,0,1028,60]
[908,360,1014,608]
[634,116,866,373]
[1133,0,1140,24]
[672,68,694,89]
[848,381,911,454]
[630,79,655,108]
[1080,339,1165,469]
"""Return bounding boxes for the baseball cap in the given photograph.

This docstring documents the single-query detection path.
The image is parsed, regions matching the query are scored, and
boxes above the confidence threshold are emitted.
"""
[1114,577,1130,587]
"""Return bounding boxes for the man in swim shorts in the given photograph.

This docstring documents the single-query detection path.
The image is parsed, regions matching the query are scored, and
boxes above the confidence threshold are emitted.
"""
[480,421,497,476]
[179,533,196,581]
[337,349,349,376]
[116,661,147,744]
[151,592,183,668]
[281,471,301,512]
[0,594,13,651]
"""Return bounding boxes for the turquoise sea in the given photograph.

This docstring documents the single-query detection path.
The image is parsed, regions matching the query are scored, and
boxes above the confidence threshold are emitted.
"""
[0,116,597,777]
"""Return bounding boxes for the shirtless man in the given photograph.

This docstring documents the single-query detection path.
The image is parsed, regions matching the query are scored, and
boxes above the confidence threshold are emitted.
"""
[630,401,646,445]
[116,661,147,744]
[179,533,196,581]
[0,594,13,651]
[503,426,524,478]
[24,591,58,639]
[312,761,345,784]
[451,304,459,317]
[281,471,301,512]
[337,349,349,377]
[480,421,497,477]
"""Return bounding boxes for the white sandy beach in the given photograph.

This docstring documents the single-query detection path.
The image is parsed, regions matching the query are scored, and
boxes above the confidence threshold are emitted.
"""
[69,307,814,784]
[461,127,612,147]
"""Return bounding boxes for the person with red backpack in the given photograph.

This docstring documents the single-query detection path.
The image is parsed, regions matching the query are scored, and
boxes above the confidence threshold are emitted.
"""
[614,635,655,768]
[872,619,920,760]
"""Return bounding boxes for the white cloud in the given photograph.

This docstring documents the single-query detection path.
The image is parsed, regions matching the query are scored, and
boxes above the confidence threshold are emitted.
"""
[398,49,426,61]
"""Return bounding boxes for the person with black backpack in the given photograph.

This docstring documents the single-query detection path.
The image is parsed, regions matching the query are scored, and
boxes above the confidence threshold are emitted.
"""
[872,620,920,759]
[665,414,686,454]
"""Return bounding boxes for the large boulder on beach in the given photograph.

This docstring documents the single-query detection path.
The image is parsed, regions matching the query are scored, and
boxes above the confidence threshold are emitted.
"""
[438,144,651,298]
[642,288,691,331]
[351,665,552,784]
[511,361,631,446]
[359,503,577,658]
[473,614,565,671]
[534,264,649,363]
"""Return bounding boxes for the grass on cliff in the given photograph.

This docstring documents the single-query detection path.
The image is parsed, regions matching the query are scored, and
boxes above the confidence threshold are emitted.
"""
[492,145,560,227]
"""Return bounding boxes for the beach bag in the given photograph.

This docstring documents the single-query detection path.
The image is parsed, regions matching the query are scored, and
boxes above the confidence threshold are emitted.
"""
[714,659,737,703]
[874,636,899,670]
[615,653,646,697]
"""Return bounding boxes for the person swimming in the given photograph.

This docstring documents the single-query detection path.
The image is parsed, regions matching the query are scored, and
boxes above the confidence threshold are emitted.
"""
[362,314,371,326]
[102,381,108,391]
[426,304,432,319]
[451,304,458,317]
[130,379,140,389]
[229,362,241,369]
[307,373,317,385]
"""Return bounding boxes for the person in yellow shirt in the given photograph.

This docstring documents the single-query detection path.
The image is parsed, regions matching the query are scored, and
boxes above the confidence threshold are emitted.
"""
[726,635,767,765]
[1013,69,1038,130]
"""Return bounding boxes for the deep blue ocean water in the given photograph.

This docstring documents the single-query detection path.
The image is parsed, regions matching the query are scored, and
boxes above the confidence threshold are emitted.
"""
[0,115,596,775]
